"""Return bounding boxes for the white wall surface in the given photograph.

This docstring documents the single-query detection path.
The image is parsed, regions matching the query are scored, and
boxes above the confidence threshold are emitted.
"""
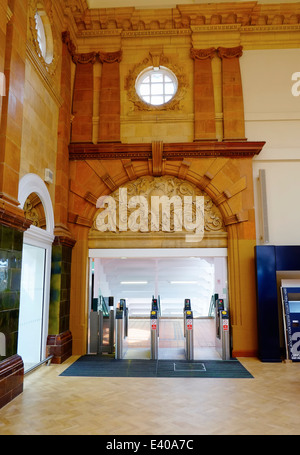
[240,48,300,245]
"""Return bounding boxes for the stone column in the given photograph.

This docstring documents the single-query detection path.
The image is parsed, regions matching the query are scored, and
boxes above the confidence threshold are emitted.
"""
[217,46,246,141]
[71,52,97,143]
[46,32,76,365]
[191,47,217,141]
[0,0,30,410]
[98,51,122,142]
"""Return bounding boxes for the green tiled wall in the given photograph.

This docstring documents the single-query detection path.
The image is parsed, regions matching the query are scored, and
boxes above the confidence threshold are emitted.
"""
[0,225,23,361]
[49,244,72,335]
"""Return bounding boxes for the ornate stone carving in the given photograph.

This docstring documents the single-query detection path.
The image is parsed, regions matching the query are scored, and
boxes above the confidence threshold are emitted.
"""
[23,193,46,229]
[99,50,122,64]
[92,176,225,235]
[28,0,59,76]
[190,47,216,60]
[72,51,98,64]
[125,53,188,112]
[217,46,243,59]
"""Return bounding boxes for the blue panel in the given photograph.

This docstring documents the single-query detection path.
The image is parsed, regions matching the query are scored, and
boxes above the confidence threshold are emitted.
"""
[275,246,300,271]
[255,246,282,362]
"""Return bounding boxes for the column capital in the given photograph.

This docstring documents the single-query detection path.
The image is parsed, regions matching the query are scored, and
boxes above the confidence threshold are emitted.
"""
[98,50,122,64]
[217,46,243,59]
[190,47,216,60]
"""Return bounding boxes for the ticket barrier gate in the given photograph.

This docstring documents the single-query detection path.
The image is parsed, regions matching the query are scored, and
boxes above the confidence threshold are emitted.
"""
[215,297,231,360]
[89,296,114,355]
[183,298,191,336]
[185,310,194,360]
[120,298,129,338]
[183,299,194,360]
[151,298,160,336]
[115,308,124,359]
[150,310,159,360]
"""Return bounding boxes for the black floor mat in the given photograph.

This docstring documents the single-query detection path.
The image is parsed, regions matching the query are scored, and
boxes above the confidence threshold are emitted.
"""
[60,355,253,378]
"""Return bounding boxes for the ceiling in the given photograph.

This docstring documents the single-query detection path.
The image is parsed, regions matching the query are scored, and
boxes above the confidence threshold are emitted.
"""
[86,0,300,10]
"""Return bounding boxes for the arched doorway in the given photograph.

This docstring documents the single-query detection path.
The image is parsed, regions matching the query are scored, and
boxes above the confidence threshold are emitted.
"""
[68,148,261,358]
[17,174,54,372]
[87,176,228,359]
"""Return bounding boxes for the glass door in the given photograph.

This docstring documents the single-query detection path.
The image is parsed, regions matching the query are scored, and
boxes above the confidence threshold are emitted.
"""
[17,244,46,372]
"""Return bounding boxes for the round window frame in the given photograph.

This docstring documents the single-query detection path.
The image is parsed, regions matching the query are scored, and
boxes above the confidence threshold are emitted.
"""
[34,10,54,65]
[135,66,178,108]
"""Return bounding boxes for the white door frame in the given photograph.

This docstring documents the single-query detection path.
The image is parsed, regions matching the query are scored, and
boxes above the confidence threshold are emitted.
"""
[18,174,55,363]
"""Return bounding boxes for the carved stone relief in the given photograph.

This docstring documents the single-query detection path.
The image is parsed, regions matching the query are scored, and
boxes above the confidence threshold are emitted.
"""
[23,193,46,229]
[90,176,226,248]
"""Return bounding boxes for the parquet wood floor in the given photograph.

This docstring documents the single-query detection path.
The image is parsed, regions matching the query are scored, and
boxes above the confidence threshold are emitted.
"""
[1,319,300,435]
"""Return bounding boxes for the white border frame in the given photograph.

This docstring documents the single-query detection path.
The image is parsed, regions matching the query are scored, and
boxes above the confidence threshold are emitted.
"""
[18,174,55,365]
[89,248,228,258]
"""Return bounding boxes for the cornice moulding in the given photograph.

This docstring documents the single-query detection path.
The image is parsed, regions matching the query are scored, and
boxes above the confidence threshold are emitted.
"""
[69,140,266,161]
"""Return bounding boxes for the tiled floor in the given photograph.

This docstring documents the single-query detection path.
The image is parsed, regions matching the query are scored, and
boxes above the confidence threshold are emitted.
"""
[1,318,300,435]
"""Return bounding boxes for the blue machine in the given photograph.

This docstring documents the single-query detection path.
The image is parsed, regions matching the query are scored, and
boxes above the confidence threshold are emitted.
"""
[281,286,300,361]
[255,245,300,362]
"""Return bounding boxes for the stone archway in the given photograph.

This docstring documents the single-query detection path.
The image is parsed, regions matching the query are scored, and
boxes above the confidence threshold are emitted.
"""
[68,145,262,357]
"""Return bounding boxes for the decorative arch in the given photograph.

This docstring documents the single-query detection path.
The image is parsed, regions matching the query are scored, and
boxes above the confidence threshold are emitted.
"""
[68,149,260,358]
[18,173,55,236]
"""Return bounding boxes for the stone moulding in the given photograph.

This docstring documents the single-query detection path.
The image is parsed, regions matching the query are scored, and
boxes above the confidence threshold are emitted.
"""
[68,140,266,161]
[67,2,300,37]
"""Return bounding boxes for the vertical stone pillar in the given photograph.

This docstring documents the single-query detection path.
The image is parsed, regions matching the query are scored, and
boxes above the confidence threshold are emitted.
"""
[0,0,29,409]
[46,32,76,365]
[55,32,75,237]
[98,51,122,142]
[217,46,246,141]
[71,52,97,143]
[0,0,27,208]
[0,0,8,125]
[191,47,217,141]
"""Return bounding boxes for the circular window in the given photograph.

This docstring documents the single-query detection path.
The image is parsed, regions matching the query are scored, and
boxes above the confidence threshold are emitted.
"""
[135,67,178,106]
[34,10,54,65]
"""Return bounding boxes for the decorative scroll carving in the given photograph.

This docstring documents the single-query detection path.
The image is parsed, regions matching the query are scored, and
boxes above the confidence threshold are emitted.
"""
[23,193,46,229]
[65,43,123,65]
[91,176,225,235]
[99,50,122,64]
[217,46,243,59]
[72,51,98,64]
[190,47,216,60]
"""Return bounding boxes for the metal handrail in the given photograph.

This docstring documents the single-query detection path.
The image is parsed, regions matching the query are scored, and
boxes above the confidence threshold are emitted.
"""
[24,355,54,375]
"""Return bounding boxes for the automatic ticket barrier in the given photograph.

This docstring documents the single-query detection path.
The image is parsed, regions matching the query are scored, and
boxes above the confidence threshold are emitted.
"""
[150,310,159,360]
[89,296,115,355]
[151,298,160,336]
[185,310,194,360]
[115,308,124,359]
[183,298,191,337]
[215,297,231,360]
[120,298,129,338]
